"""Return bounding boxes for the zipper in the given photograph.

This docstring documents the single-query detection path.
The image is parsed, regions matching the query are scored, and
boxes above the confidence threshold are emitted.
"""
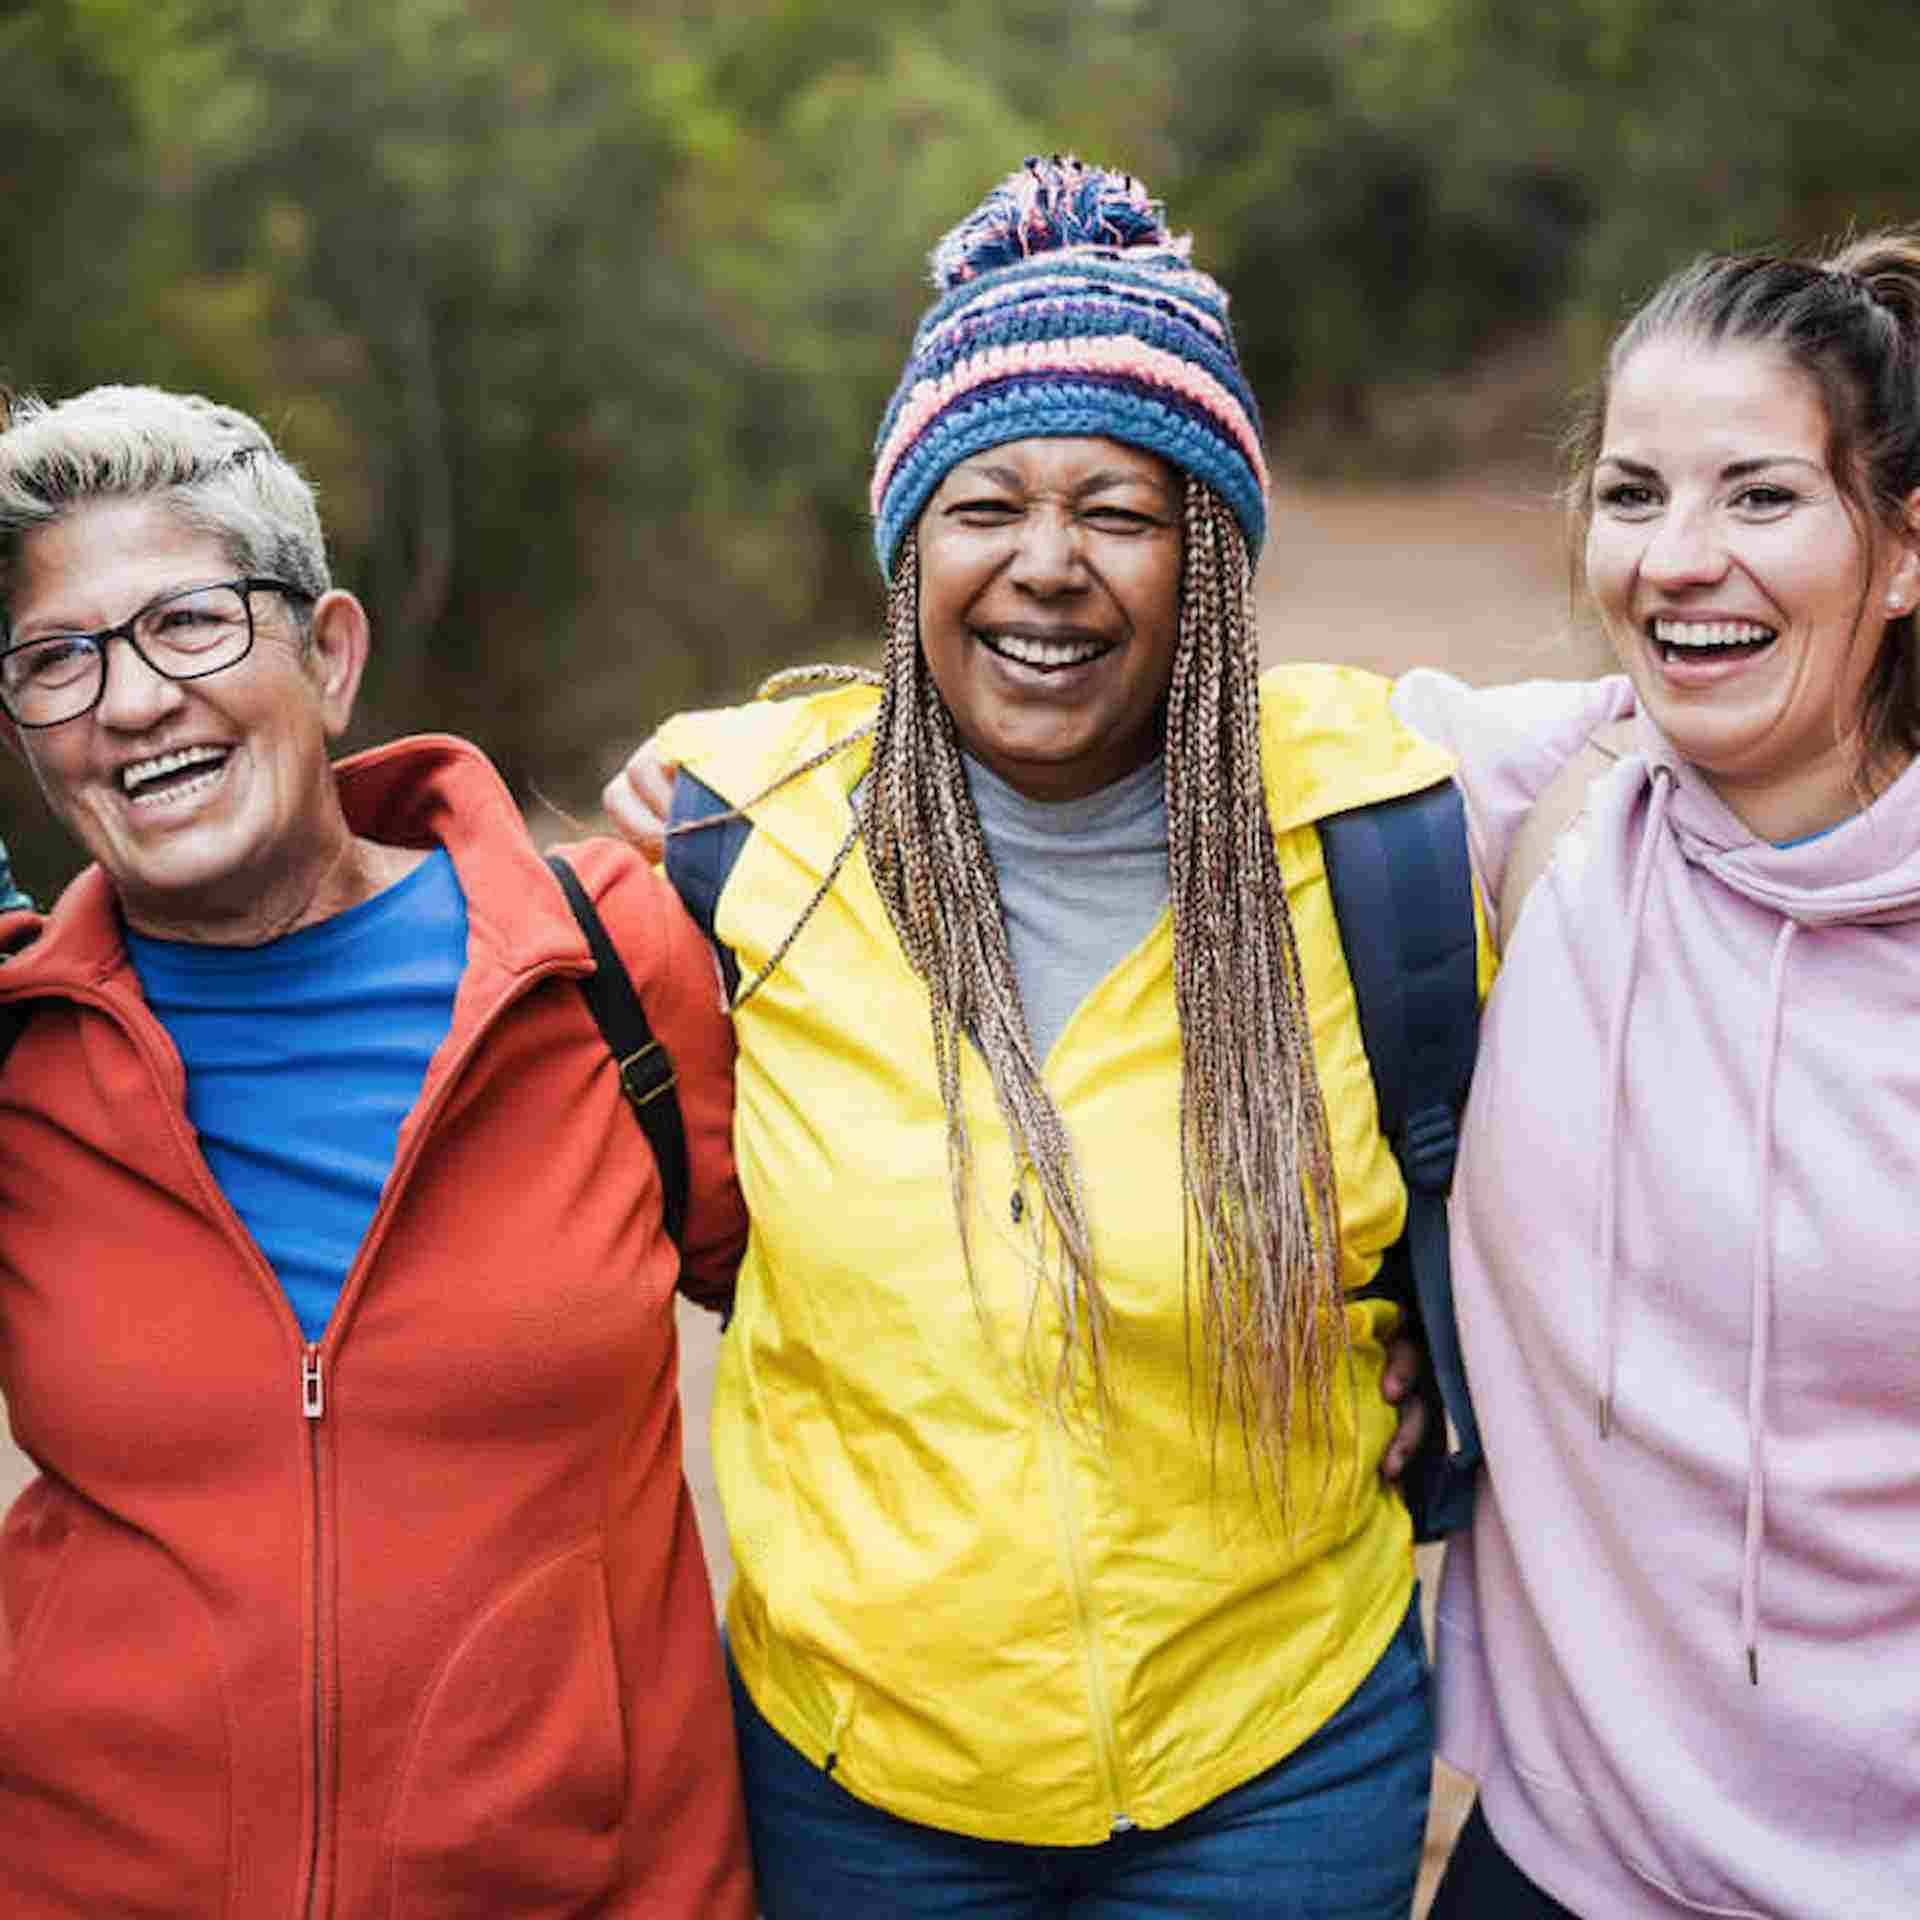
[303,1343,330,1919]
[67,959,584,1915]
[62,994,346,1911]
[1039,1415,1134,1836]
[278,969,571,1917]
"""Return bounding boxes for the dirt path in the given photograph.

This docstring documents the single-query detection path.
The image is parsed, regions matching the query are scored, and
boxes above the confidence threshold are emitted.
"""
[1,467,1602,1911]
[1259,469,1604,682]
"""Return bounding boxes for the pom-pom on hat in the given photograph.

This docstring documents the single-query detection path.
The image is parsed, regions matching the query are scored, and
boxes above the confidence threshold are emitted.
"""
[870,156,1268,576]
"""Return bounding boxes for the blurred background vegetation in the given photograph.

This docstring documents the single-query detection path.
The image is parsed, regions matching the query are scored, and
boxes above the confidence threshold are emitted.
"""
[4,0,1916,890]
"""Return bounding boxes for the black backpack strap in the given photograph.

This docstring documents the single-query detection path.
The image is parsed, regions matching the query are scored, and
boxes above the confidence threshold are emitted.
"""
[1319,779,1483,1541]
[664,771,753,1001]
[545,854,690,1250]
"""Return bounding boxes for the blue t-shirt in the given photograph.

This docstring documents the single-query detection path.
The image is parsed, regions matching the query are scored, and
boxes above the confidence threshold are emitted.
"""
[126,848,467,1341]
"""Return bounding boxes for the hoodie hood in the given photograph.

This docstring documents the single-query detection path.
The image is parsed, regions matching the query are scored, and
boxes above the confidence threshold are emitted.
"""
[1633,709,1920,927]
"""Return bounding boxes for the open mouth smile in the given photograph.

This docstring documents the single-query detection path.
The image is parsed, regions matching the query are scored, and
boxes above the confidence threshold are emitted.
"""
[118,745,232,809]
[1649,616,1777,664]
[976,629,1115,673]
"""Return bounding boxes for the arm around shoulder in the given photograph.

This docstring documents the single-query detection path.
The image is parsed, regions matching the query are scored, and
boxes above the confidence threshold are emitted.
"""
[1391,668,1633,941]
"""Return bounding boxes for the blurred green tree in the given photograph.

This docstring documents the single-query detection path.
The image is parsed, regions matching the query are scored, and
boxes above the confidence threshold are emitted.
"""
[2,0,1917,899]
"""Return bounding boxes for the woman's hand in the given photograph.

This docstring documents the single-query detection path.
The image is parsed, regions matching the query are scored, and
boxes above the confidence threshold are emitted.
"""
[602,737,681,863]
[1378,1336,1429,1484]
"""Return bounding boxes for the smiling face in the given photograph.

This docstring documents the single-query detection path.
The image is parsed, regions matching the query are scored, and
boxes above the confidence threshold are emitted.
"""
[1586,336,1920,841]
[914,436,1183,802]
[5,496,369,941]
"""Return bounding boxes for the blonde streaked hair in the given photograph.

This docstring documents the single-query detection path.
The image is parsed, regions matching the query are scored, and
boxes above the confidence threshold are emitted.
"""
[0,385,330,625]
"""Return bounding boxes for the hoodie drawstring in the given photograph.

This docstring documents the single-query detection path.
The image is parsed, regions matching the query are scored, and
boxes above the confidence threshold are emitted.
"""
[1595,768,1673,1439]
[1596,758,1796,1684]
[1741,918,1798,1685]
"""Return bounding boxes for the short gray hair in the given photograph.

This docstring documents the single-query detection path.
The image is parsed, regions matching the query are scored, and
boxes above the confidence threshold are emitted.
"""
[0,386,330,624]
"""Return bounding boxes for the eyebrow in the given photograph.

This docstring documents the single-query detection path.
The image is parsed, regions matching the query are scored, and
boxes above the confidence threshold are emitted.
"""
[1596,454,1825,480]
[952,463,1172,500]
[10,579,232,643]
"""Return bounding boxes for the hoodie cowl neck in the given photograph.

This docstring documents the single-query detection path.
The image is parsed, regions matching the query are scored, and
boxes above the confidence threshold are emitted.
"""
[1634,710,1920,927]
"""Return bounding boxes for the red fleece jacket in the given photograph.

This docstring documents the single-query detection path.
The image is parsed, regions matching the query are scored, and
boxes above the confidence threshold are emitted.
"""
[0,734,752,1918]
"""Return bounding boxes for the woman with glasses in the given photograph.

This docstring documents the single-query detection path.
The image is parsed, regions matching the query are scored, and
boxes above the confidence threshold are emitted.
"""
[0,385,755,1917]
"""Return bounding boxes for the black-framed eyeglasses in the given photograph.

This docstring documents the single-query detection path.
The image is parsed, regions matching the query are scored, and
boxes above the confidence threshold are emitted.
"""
[0,577,313,729]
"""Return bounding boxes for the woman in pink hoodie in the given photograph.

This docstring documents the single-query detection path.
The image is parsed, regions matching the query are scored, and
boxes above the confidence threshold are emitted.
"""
[1399,237,1920,1916]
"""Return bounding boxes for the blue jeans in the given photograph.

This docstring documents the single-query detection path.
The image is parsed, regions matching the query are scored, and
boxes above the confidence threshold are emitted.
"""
[727,1601,1433,1918]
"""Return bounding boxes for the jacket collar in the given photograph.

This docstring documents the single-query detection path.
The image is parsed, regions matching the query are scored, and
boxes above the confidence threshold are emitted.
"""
[658,664,1461,878]
[0,733,589,998]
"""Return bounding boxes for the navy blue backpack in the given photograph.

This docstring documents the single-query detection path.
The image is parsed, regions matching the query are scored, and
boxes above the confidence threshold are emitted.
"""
[1318,781,1483,1539]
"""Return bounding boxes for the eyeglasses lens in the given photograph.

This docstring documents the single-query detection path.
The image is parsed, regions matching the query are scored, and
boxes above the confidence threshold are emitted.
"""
[0,583,254,725]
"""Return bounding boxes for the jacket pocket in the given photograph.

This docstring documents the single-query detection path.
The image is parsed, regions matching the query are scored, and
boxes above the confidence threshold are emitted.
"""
[388,1540,627,1918]
[0,1480,234,1917]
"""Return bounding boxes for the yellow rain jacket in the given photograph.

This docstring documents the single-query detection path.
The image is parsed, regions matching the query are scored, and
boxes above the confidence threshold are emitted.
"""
[655,663,1489,1845]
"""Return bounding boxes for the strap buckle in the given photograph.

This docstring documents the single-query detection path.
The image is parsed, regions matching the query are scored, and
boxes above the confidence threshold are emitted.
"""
[618,1040,677,1110]
[1402,1102,1459,1194]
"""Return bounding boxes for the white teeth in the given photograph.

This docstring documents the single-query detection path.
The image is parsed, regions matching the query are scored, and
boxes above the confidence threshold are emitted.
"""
[128,768,224,810]
[1651,618,1774,649]
[119,745,228,804]
[982,631,1106,668]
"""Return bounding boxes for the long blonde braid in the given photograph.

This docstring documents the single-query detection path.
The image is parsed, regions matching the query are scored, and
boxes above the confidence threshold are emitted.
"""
[1164,478,1343,1475]
[688,475,1345,1474]
[858,539,1105,1404]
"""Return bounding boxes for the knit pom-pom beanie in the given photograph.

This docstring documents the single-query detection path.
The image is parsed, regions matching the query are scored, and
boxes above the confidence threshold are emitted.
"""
[870,155,1267,576]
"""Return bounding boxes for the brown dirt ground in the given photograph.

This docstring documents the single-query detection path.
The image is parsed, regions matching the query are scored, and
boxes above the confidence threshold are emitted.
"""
[0,468,1608,1912]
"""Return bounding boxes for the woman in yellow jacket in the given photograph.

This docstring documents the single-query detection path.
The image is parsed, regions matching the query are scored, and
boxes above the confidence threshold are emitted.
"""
[613,158,1485,1919]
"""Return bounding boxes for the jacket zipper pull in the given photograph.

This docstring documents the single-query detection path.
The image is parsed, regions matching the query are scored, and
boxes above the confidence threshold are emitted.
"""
[302,1347,325,1420]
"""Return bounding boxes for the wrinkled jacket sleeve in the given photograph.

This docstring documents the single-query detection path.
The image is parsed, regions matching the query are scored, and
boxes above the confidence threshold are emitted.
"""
[553,838,747,1313]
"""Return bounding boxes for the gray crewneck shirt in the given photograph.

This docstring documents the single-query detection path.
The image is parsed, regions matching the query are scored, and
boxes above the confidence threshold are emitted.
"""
[963,753,1171,1063]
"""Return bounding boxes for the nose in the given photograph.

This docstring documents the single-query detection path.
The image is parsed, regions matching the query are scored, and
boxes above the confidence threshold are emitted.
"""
[94,631,186,731]
[1639,500,1729,589]
[1008,507,1088,597]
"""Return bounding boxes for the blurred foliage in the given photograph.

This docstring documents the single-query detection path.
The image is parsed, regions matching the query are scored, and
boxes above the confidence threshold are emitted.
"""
[2,0,1917,892]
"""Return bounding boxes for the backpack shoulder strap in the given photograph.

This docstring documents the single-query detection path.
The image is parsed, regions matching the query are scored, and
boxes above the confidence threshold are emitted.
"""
[1318,778,1482,1541]
[545,853,690,1249]
[1499,717,1636,938]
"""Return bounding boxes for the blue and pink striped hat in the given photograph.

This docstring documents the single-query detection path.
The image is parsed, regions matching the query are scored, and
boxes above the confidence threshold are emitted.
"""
[870,156,1268,577]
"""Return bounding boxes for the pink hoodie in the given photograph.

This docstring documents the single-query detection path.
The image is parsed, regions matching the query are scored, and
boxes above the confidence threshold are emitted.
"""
[1395,669,1920,1920]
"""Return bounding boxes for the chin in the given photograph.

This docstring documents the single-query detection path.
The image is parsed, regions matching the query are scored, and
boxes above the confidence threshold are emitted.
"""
[116,842,254,911]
